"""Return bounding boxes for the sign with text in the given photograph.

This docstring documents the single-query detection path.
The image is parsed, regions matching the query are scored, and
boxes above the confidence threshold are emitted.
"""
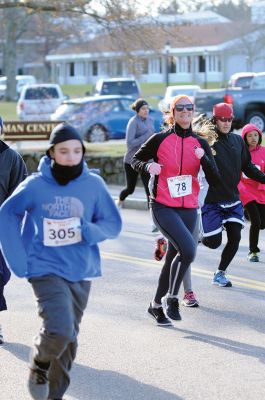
[1,121,63,140]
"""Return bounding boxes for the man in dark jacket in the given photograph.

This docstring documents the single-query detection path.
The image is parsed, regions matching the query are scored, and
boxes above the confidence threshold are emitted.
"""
[0,116,27,344]
[202,103,265,287]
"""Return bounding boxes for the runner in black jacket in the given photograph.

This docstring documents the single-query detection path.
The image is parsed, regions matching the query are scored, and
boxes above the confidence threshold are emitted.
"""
[0,116,28,344]
[201,103,265,287]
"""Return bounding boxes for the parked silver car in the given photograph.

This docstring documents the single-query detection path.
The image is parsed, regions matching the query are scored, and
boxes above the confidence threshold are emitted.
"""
[17,83,66,121]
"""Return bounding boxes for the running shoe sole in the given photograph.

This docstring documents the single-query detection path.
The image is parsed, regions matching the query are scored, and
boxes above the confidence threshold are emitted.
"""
[147,309,173,327]
[181,300,199,307]
[212,281,232,287]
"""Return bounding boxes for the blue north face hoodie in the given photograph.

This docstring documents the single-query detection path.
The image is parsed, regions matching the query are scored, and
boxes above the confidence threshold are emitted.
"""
[0,156,122,281]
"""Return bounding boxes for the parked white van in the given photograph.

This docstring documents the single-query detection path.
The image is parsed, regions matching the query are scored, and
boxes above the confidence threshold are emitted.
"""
[17,83,66,121]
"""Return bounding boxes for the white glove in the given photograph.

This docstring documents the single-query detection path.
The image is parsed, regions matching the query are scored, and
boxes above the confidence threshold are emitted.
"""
[148,162,162,175]
[194,147,204,159]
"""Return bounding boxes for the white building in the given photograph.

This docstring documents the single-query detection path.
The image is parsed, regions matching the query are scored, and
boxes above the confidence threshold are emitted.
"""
[46,21,265,87]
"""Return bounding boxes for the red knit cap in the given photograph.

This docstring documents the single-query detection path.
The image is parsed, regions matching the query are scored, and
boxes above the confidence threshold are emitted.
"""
[213,103,234,118]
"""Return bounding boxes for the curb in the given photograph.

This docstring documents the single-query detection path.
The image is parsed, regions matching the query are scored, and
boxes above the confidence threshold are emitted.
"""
[111,195,148,211]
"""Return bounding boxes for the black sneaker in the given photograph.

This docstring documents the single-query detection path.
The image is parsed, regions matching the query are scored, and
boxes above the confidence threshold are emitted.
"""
[166,297,182,320]
[147,303,172,326]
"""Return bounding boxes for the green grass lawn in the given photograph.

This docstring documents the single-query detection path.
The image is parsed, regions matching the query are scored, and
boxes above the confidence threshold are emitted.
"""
[84,142,126,156]
[0,81,220,121]
[0,101,17,121]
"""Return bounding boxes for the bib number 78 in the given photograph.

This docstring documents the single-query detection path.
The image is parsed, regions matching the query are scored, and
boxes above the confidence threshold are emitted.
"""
[167,175,192,198]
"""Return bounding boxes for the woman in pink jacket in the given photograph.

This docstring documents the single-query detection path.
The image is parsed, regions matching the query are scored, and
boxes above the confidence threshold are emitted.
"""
[238,123,265,262]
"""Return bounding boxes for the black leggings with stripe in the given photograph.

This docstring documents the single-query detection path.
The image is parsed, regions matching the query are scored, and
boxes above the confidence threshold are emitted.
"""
[151,202,197,304]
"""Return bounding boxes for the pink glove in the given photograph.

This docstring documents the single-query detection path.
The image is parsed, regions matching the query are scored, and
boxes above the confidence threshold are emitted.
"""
[194,147,204,159]
[148,162,162,175]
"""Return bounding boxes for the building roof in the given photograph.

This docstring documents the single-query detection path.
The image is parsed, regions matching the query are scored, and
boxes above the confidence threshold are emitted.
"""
[47,22,258,59]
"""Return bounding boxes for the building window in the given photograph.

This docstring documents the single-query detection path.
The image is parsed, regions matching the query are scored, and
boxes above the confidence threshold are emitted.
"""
[92,61,98,76]
[169,56,176,73]
[134,58,149,74]
[75,62,85,76]
[141,59,149,74]
[68,62,75,77]
[208,55,221,72]
[149,58,162,74]
[187,56,191,73]
[176,56,191,73]
[117,60,123,76]
[198,56,206,73]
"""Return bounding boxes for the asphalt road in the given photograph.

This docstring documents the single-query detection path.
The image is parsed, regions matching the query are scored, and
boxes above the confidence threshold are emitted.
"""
[1,208,265,400]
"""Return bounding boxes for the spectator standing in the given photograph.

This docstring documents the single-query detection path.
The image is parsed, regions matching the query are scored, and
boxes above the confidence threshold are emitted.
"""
[201,103,265,287]
[238,123,265,262]
[0,123,122,400]
[0,116,27,344]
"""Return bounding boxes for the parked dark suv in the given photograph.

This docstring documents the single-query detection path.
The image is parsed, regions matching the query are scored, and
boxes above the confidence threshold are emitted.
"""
[94,78,141,99]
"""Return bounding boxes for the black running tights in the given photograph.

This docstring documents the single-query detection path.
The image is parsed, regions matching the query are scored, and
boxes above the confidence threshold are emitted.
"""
[244,200,265,253]
[202,222,242,271]
[151,203,197,304]
[119,162,150,203]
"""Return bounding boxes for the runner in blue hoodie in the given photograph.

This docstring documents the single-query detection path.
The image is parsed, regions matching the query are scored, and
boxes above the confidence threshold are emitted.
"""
[0,123,122,400]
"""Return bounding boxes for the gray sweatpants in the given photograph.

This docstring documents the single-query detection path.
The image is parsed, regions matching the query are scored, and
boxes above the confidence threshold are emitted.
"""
[29,275,91,399]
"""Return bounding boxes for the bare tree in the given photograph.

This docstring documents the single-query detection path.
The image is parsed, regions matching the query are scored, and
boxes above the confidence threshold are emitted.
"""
[229,27,265,71]
[211,0,251,21]
[0,0,146,100]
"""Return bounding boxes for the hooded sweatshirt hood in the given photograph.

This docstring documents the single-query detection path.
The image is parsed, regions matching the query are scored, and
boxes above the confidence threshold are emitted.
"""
[241,123,262,146]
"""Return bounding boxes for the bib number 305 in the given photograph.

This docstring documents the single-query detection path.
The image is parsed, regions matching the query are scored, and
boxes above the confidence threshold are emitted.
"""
[43,217,82,247]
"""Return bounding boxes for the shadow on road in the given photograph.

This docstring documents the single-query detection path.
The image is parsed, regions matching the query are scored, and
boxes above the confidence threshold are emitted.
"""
[177,328,265,364]
[70,363,183,400]
[3,341,183,400]
[2,341,30,362]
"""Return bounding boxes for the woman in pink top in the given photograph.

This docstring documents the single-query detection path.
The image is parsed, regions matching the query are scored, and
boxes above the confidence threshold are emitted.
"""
[238,123,265,262]
[132,95,220,325]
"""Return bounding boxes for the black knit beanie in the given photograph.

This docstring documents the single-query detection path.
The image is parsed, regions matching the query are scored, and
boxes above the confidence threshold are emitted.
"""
[47,122,85,157]
[131,98,149,113]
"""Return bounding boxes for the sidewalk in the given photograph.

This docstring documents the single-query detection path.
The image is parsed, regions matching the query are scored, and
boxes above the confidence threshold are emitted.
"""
[108,184,148,210]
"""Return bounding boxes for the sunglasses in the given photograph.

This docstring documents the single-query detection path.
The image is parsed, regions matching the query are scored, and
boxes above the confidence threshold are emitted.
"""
[175,104,194,112]
[216,117,233,122]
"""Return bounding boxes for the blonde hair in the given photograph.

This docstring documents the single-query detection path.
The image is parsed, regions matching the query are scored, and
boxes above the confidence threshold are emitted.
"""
[192,114,218,155]
[164,94,194,126]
